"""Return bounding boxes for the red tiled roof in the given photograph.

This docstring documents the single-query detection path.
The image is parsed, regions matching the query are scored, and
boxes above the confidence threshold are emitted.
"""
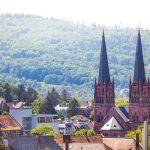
[6,102,26,109]
[55,136,103,144]
[71,115,89,121]
[0,115,22,131]
[103,138,138,150]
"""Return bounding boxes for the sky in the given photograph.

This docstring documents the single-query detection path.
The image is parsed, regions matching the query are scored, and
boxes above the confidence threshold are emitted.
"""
[0,0,150,28]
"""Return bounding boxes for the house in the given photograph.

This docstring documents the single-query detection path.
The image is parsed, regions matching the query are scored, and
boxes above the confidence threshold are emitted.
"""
[0,98,9,112]
[9,107,32,131]
[55,135,111,150]
[6,102,26,109]
[9,107,59,132]
[93,30,150,137]
[0,115,22,136]
[71,115,94,130]
[58,121,75,135]
[103,137,143,150]
[32,114,59,132]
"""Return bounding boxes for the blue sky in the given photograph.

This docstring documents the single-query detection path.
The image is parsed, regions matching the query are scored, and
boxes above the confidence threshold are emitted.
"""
[0,0,150,28]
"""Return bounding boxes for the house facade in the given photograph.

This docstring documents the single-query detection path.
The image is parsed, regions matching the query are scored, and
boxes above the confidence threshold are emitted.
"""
[9,107,59,132]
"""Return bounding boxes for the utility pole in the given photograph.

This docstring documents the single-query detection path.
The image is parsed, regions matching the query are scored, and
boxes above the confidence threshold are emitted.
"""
[143,121,148,150]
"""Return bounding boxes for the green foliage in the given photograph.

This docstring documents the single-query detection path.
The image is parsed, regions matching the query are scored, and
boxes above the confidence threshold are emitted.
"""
[0,82,38,103]
[115,98,129,107]
[67,99,80,117]
[1,111,9,115]
[31,124,53,135]
[56,110,65,120]
[1,14,150,99]
[46,132,62,138]
[42,148,51,150]
[32,97,44,114]
[125,125,150,146]
[89,110,94,120]
[31,124,62,138]
[40,91,57,114]
[72,129,96,136]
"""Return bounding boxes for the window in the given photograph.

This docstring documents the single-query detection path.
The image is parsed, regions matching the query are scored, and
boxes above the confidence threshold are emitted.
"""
[38,117,46,123]
[22,117,32,130]
[46,117,52,123]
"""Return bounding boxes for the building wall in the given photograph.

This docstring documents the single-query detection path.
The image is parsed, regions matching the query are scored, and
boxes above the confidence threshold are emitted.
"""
[9,108,32,130]
[32,114,59,132]
[8,135,62,150]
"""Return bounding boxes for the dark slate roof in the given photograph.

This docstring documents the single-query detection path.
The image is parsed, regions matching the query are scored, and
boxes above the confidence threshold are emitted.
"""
[118,107,129,118]
[114,107,129,122]
[133,30,146,84]
[99,31,110,84]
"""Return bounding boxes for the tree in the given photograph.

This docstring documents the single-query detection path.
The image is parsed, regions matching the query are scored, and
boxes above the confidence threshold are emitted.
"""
[4,83,13,102]
[40,92,56,114]
[31,124,62,138]
[56,110,65,120]
[68,99,80,117]
[17,84,26,101]
[32,97,44,114]
[72,129,96,136]
[31,124,53,135]
[60,89,70,107]
[61,89,68,102]
[125,125,150,147]
[26,87,38,104]
[50,87,60,107]
[115,98,129,107]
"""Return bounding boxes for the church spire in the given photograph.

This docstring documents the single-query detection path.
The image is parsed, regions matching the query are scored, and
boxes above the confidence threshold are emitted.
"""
[133,30,146,84]
[99,30,110,84]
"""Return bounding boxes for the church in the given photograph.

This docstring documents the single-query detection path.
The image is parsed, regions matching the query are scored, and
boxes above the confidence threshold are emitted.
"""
[93,30,150,137]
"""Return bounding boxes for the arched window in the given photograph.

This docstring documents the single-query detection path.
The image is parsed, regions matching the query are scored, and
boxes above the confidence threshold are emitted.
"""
[143,112,148,121]
[132,113,139,122]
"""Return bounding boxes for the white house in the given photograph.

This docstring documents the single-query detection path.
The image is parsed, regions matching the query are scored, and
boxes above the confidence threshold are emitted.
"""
[32,114,59,132]
[9,107,32,131]
[9,107,59,132]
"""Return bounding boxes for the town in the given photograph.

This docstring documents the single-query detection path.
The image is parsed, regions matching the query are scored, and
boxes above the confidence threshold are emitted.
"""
[0,30,149,150]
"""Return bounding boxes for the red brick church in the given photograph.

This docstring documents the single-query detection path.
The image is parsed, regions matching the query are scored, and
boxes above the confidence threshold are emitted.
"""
[93,30,150,137]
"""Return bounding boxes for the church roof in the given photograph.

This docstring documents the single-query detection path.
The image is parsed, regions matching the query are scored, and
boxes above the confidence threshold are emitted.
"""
[115,107,128,122]
[118,107,129,118]
[133,30,146,84]
[99,31,110,84]
[101,116,123,130]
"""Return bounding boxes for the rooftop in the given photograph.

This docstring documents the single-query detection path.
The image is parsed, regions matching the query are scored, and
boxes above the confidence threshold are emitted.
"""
[0,115,21,131]
[103,137,139,150]
[55,135,103,144]
[6,102,31,109]
[101,117,123,130]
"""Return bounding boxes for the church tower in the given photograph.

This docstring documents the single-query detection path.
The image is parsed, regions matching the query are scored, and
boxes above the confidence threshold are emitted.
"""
[93,31,115,133]
[129,30,150,126]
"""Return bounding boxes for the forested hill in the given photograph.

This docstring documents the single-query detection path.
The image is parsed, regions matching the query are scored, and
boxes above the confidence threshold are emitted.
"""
[0,14,150,99]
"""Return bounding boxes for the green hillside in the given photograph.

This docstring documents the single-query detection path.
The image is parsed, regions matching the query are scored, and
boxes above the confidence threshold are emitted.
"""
[0,14,150,99]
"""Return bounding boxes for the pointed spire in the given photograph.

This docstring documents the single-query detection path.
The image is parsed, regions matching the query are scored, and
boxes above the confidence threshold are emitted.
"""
[99,30,110,84]
[133,30,146,84]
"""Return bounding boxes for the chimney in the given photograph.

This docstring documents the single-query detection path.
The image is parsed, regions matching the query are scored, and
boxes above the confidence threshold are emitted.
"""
[63,135,70,150]
[136,133,139,148]
[63,134,71,143]
[65,140,69,150]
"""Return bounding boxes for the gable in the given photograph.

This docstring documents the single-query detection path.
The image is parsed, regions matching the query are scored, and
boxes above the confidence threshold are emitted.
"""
[101,117,123,130]
[101,107,129,130]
